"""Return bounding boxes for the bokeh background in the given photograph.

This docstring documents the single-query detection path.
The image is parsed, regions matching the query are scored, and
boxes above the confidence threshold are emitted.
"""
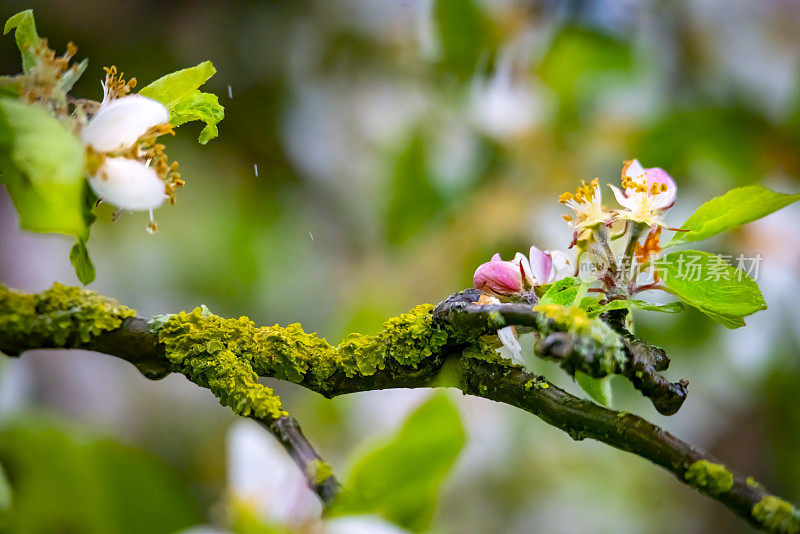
[2,1,800,532]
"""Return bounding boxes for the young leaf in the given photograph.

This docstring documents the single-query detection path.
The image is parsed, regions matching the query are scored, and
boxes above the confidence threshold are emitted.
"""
[0,419,203,533]
[139,61,216,105]
[4,10,40,73]
[70,238,95,285]
[330,392,465,532]
[0,98,86,236]
[575,372,612,406]
[538,277,581,306]
[139,61,224,144]
[169,91,224,144]
[664,185,800,247]
[656,250,766,328]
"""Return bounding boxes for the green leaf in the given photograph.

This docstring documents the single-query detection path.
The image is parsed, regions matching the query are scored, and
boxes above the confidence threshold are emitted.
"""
[330,392,465,532]
[0,462,10,533]
[656,250,766,328]
[538,277,581,306]
[4,10,40,73]
[434,0,491,80]
[70,238,95,285]
[665,186,800,247]
[585,299,685,317]
[139,61,224,143]
[0,77,21,98]
[139,61,216,106]
[0,98,87,236]
[0,462,11,512]
[0,418,203,534]
[385,131,444,246]
[575,372,612,406]
[169,91,224,144]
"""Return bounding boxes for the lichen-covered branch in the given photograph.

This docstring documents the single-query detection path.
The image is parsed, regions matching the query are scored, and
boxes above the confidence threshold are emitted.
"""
[0,283,798,532]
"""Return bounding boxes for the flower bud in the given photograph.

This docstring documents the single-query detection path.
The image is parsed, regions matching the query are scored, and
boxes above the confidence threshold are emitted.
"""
[89,157,166,211]
[473,254,524,296]
[81,95,169,153]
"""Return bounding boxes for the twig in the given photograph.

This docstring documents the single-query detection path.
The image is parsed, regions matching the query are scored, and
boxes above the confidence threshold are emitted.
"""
[1,284,798,532]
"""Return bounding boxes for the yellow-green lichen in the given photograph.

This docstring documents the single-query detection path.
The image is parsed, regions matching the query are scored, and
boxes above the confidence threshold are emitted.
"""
[524,376,550,390]
[533,304,625,375]
[0,283,135,346]
[156,303,452,421]
[752,496,800,534]
[306,459,334,485]
[684,460,733,496]
[157,307,287,420]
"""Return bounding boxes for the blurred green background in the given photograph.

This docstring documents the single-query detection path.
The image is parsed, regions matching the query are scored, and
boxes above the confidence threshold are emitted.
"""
[1,0,800,532]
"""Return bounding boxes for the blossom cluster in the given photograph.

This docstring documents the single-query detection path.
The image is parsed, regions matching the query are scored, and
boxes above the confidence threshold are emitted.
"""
[81,67,182,233]
[6,34,181,233]
[472,159,678,362]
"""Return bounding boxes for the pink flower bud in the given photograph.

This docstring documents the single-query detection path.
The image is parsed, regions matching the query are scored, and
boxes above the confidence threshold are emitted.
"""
[473,254,524,296]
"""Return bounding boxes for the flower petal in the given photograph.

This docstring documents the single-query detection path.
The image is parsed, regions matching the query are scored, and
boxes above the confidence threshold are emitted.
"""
[622,159,646,181]
[81,95,169,153]
[497,326,524,365]
[547,249,573,280]
[512,252,533,287]
[89,157,167,211]
[528,245,554,285]
[608,184,635,210]
[645,167,677,209]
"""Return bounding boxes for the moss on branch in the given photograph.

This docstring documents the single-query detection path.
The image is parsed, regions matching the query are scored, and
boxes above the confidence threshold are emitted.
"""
[1,283,798,532]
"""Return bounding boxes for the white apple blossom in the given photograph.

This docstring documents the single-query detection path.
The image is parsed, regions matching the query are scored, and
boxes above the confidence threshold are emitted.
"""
[88,157,166,211]
[81,94,169,153]
[559,178,610,234]
[608,159,677,227]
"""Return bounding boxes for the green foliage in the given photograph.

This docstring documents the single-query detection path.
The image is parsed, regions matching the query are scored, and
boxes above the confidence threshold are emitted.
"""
[538,27,632,122]
[0,418,202,534]
[70,237,95,286]
[0,461,11,531]
[4,10,40,73]
[139,61,224,144]
[657,250,766,328]
[385,132,444,246]
[633,108,767,186]
[170,91,224,144]
[575,371,612,406]
[330,392,465,532]
[433,0,491,80]
[538,277,582,306]
[665,186,800,247]
[0,98,86,237]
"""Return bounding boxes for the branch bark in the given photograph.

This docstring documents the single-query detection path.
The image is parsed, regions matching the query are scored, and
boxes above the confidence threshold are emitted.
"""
[0,285,797,532]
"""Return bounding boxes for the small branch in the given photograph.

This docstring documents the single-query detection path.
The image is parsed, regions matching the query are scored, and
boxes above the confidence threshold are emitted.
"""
[1,284,798,532]
[259,415,340,505]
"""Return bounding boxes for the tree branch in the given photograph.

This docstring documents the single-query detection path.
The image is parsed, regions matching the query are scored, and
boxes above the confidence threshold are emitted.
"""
[0,284,798,532]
